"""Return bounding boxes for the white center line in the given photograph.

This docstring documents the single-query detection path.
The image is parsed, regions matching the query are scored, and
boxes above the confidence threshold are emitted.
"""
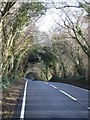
[45,82,48,84]
[20,80,28,119]
[87,107,90,110]
[60,90,77,101]
[50,84,57,89]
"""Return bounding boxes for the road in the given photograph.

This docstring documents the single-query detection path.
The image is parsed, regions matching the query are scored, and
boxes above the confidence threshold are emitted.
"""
[13,79,89,119]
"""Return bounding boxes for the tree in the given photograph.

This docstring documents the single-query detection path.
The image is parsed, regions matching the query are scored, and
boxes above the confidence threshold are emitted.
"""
[50,27,87,79]
[50,0,90,85]
[38,46,57,80]
[1,1,46,89]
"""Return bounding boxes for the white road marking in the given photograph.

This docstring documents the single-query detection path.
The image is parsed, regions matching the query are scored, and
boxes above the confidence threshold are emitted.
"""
[20,80,28,119]
[60,90,77,101]
[50,84,77,101]
[87,107,90,110]
[44,82,89,110]
[45,82,48,84]
[50,84,57,89]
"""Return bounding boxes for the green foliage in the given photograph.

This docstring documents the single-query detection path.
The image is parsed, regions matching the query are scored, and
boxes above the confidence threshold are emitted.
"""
[26,72,41,80]
[76,24,82,35]
[28,50,40,64]
[78,1,90,13]
[1,1,46,90]
[27,46,57,65]
[2,77,11,90]
[13,2,46,30]
[83,45,88,51]
[38,46,57,64]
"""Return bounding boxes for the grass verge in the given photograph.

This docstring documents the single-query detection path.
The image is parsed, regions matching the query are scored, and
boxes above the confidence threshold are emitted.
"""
[2,80,25,119]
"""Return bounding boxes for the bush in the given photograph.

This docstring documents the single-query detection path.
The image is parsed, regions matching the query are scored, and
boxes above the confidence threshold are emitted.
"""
[49,75,87,84]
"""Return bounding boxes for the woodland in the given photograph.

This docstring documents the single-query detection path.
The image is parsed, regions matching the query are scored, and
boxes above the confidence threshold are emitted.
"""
[0,0,90,91]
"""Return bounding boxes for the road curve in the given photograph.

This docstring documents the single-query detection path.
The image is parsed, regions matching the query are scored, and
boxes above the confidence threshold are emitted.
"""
[13,79,89,120]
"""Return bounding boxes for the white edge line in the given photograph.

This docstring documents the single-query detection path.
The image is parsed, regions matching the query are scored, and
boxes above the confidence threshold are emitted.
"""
[20,80,28,119]
[60,90,77,101]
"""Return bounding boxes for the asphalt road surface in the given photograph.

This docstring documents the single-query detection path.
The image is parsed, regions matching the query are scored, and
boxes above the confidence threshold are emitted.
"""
[13,79,90,120]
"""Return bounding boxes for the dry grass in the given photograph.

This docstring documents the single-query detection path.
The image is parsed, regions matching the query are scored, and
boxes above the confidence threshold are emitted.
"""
[2,80,25,119]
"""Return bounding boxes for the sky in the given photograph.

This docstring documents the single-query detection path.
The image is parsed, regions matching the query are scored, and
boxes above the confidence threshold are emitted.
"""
[37,10,59,32]
[2,0,87,32]
[36,0,84,32]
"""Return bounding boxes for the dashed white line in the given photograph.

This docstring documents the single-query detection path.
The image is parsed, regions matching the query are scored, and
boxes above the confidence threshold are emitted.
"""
[20,80,28,119]
[49,84,77,101]
[60,90,77,101]
[87,107,90,110]
[50,84,57,89]
[44,82,89,110]
[45,82,48,84]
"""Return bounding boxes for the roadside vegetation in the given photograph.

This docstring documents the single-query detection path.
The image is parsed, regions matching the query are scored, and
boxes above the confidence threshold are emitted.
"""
[0,0,90,119]
[0,0,90,90]
[25,0,90,90]
[0,1,46,90]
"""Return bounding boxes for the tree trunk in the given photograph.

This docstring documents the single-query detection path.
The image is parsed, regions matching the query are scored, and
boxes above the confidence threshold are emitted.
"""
[87,14,90,88]
[88,56,90,87]
[61,61,66,78]
[45,64,48,80]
